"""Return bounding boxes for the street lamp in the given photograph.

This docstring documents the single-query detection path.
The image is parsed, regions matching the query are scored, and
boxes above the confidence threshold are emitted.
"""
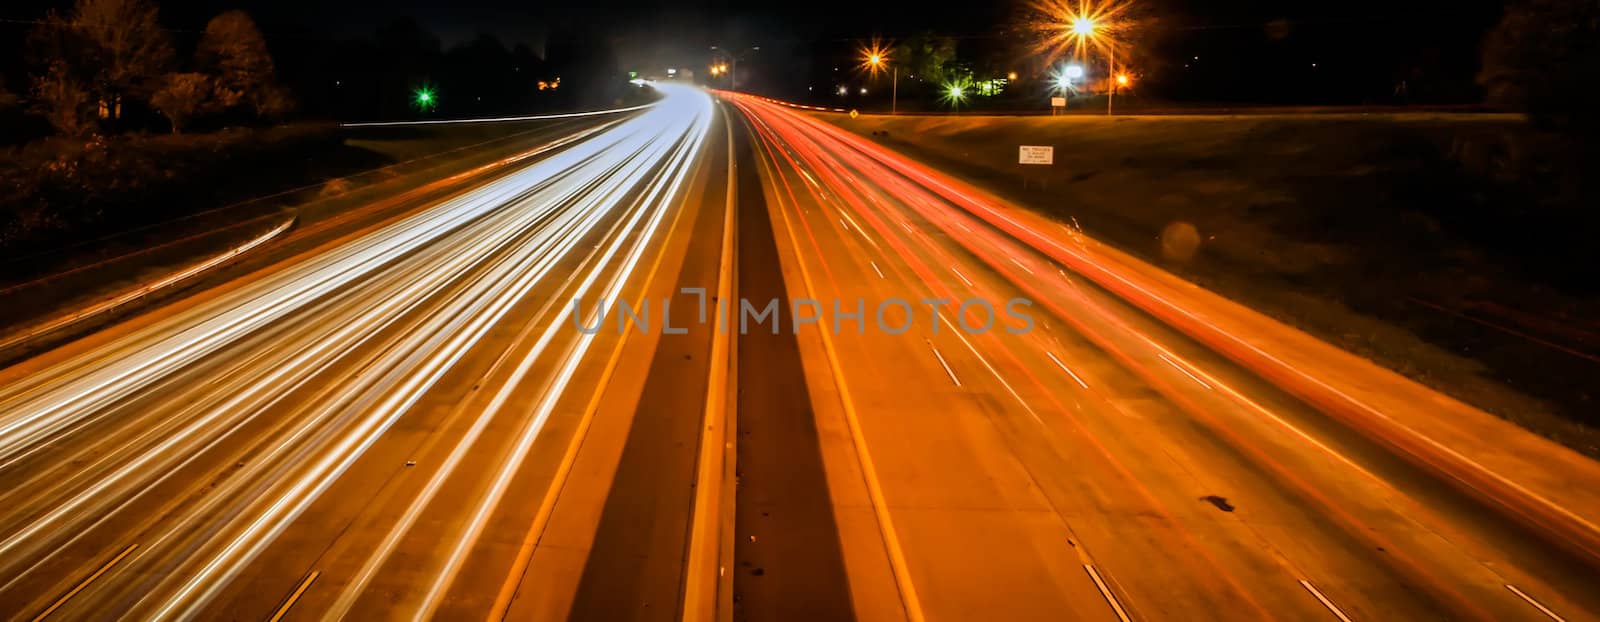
[861,41,898,115]
[1048,3,1129,115]
[710,46,759,90]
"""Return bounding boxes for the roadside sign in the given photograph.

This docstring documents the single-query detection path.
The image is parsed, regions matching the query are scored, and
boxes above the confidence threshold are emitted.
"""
[1019,145,1054,165]
[1050,96,1066,107]
[849,109,859,119]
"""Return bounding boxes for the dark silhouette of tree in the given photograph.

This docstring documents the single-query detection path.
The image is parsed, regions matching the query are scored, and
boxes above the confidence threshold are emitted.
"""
[544,26,623,108]
[196,10,284,119]
[444,33,515,115]
[29,0,174,126]
[30,61,94,135]
[374,17,443,119]
[1480,0,1600,134]
[151,72,209,133]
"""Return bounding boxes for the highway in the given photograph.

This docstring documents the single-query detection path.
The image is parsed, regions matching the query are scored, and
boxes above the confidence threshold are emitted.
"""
[1,81,1599,622]
[726,93,1600,622]
[0,84,728,620]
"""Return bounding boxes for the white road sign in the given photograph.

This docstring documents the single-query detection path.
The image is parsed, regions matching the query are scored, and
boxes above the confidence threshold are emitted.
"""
[1051,96,1066,107]
[1019,145,1054,165]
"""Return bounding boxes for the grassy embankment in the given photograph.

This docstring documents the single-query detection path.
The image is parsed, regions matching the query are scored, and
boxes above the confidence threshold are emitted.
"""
[0,118,607,337]
[825,112,1600,456]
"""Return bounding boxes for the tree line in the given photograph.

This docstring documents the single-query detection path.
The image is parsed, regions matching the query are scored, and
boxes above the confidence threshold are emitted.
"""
[26,0,289,135]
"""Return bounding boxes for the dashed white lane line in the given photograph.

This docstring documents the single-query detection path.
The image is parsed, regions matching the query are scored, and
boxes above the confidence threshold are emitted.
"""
[950,266,973,287]
[1298,580,1354,622]
[928,344,961,387]
[1506,584,1568,622]
[869,260,885,279]
[1008,255,1035,275]
[1084,564,1132,622]
[1044,351,1090,389]
[1157,353,1213,390]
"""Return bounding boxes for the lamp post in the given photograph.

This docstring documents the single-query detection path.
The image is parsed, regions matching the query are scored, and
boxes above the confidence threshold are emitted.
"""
[864,48,897,115]
[710,45,759,91]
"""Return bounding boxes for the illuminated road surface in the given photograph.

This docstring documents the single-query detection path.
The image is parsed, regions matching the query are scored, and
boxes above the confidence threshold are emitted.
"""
[727,94,1600,622]
[0,84,718,619]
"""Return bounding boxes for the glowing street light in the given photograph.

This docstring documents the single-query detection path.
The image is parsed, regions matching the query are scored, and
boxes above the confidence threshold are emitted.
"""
[413,87,436,112]
[1071,17,1096,36]
[860,39,898,115]
[1037,0,1131,115]
[941,81,967,111]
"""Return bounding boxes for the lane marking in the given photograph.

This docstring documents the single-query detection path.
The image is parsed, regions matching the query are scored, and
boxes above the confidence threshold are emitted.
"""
[682,106,741,621]
[339,102,653,127]
[1083,564,1132,622]
[746,119,928,622]
[32,543,138,621]
[1044,351,1090,389]
[950,266,973,288]
[869,260,885,279]
[1157,353,1213,390]
[1298,580,1354,622]
[1505,584,1567,622]
[269,571,320,622]
[1008,255,1035,276]
[929,344,961,387]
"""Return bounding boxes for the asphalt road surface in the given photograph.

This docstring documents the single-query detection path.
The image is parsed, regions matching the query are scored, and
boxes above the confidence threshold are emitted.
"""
[0,84,725,620]
[725,93,1600,622]
[2,83,1600,622]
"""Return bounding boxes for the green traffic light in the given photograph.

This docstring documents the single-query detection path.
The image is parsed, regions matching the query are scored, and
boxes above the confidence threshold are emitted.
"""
[414,88,437,111]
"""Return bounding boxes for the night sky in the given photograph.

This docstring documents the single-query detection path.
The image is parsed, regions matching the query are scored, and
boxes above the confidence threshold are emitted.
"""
[4,0,1508,107]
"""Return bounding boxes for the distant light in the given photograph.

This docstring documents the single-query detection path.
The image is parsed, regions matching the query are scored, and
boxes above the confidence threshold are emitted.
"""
[838,86,848,95]
[413,88,436,111]
[1064,64,1084,80]
[949,86,963,97]
[860,87,868,95]
[1116,74,1129,86]
[1071,17,1096,36]
[1007,71,1018,81]
[869,54,882,65]
[667,68,678,75]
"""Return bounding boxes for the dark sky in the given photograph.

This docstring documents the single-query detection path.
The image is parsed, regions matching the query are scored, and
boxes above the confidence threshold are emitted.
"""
[5,0,1507,104]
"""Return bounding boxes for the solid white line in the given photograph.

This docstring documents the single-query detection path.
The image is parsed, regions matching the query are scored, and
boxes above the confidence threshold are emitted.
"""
[1298,580,1354,622]
[1044,351,1089,389]
[1158,353,1213,389]
[929,345,961,387]
[339,102,653,127]
[950,266,973,287]
[1084,564,1132,622]
[1008,255,1035,275]
[869,260,885,279]
[1506,584,1568,622]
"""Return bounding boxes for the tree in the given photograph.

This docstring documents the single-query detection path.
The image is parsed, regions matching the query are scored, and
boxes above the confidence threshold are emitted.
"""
[31,61,94,136]
[1480,0,1600,134]
[68,0,172,115]
[27,0,173,129]
[896,32,964,86]
[151,72,209,133]
[196,10,281,118]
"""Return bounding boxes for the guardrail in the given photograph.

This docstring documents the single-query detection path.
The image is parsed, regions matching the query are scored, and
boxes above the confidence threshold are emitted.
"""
[0,215,294,353]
